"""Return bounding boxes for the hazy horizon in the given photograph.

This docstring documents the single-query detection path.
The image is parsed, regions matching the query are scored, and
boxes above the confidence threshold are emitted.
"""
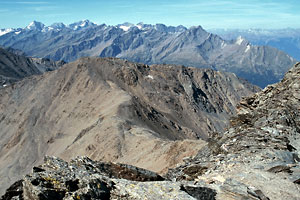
[1,0,300,29]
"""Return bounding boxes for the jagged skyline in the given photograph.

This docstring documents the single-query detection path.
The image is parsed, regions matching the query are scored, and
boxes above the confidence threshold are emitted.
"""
[0,0,300,29]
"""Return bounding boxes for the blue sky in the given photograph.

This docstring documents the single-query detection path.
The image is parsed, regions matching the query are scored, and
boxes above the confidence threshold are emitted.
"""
[1,0,300,29]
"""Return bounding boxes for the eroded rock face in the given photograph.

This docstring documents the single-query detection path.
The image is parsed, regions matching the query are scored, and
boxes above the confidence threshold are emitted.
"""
[167,62,300,199]
[1,156,217,200]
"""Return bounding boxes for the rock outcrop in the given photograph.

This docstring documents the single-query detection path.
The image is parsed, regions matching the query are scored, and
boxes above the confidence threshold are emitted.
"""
[166,62,300,199]
[0,57,258,195]
[1,156,218,200]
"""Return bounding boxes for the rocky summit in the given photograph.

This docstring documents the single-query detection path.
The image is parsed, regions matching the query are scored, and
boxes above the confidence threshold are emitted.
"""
[0,57,258,195]
[2,62,300,199]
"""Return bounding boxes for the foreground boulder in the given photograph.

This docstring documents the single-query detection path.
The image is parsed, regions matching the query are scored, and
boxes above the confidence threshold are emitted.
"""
[1,156,217,200]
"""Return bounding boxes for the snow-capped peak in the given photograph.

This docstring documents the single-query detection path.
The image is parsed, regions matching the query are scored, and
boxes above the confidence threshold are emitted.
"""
[79,20,89,27]
[119,25,131,31]
[235,36,246,45]
[25,21,45,31]
[68,20,97,30]
[136,24,142,30]
[0,28,13,36]
[49,22,66,30]
[117,22,134,31]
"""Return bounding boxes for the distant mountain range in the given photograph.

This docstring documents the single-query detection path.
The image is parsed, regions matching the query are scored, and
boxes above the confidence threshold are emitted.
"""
[0,20,297,88]
[210,28,300,61]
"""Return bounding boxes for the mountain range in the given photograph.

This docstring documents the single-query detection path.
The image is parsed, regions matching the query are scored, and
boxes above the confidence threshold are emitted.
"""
[210,28,300,61]
[0,20,297,88]
[0,49,258,195]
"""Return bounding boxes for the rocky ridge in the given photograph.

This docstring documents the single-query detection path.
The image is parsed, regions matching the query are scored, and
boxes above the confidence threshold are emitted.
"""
[0,57,258,195]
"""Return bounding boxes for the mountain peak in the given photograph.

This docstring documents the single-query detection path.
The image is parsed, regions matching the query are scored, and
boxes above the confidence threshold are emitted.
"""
[117,22,135,31]
[25,21,45,31]
[68,20,97,30]
[190,25,205,31]
[188,25,207,35]
[235,35,249,45]
[49,22,66,30]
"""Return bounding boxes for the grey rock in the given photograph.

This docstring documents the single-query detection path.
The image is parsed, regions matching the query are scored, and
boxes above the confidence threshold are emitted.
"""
[167,62,300,199]
[1,156,218,200]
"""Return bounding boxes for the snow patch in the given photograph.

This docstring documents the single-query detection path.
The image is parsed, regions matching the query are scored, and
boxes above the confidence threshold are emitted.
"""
[0,28,13,36]
[235,36,245,45]
[80,21,87,27]
[147,75,154,79]
[42,27,53,32]
[120,25,131,31]
[245,45,251,52]
[27,21,35,29]
[221,41,227,49]
[136,25,142,30]
[3,84,7,87]
[15,31,21,35]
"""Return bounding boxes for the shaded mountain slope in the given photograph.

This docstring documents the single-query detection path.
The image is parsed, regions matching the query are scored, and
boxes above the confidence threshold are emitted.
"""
[0,47,65,87]
[0,57,258,195]
[167,62,300,199]
[0,21,296,87]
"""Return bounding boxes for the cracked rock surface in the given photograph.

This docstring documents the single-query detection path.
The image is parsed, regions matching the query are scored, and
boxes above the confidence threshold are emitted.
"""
[167,62,300,199]
[1,156,217,200]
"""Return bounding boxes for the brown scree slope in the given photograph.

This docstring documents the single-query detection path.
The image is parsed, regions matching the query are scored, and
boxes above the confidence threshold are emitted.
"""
[0,57,259,194]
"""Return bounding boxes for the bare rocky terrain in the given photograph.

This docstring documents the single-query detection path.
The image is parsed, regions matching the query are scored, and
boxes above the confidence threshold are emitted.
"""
[2,61,300,199]
[0,57,258,195]
[167,62,300,199]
